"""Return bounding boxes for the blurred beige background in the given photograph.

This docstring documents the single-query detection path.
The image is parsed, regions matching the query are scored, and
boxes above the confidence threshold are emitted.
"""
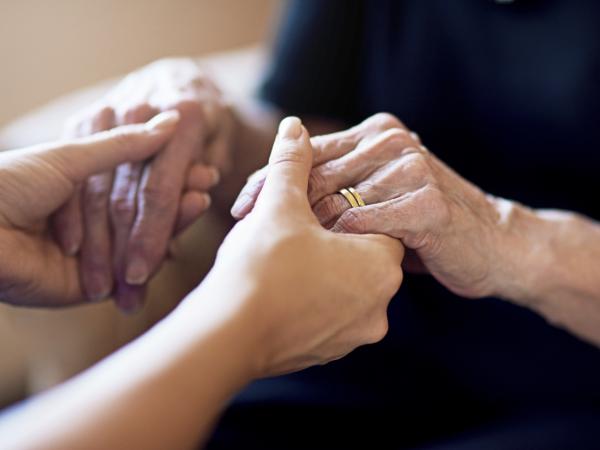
[0,0,278,127]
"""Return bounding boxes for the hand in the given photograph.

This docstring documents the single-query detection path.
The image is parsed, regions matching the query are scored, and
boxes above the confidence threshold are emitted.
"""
[190,117,404,376]
[53,58,232,311]
[0,112,178,307]
[232,113,509,299]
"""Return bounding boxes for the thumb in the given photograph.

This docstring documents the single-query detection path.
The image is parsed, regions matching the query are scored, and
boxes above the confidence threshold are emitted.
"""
[256,117,313,209]
[40,110,179,183]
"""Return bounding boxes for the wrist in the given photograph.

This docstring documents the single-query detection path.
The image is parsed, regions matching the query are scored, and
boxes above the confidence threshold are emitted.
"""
[488,198,557,306]
[175,270,266,383]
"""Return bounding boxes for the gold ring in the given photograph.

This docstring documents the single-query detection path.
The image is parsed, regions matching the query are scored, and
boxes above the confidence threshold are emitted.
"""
[348,187,366,207]
[338,188,359,208]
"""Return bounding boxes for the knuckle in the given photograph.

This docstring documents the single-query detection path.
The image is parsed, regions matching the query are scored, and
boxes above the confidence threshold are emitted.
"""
[123,103,154,123]
[401,145,429,157]
[174,99,204,119]
[89,104,115,132]
[110,196,135,224]
[369,112,404,131]
[308,167,330,199]
[84,185,110,213]
[401,152,432,180]
[141,181,176,212]
[366,128,411,157]
[386,266,404,295]
[314,195,342,222]
[367,318,389,344]
[337,209,366,233]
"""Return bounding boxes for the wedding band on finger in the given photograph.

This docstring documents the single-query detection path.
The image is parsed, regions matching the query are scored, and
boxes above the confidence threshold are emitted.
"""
[348,187,366,207]
[338,187,365,209]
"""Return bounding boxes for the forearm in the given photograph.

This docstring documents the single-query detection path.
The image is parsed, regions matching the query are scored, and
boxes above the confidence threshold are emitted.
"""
[0,285,257,450]
[494,201,600,345]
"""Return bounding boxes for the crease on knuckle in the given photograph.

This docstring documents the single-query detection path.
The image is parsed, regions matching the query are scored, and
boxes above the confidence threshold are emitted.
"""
[141,181,175,212]
[314,195,341,222]
[401,152,432,181]
[308,167,329,200]
[338,209,366,233]
[370,112,403,131]
[84,187,109,213]
[110,196,135,224]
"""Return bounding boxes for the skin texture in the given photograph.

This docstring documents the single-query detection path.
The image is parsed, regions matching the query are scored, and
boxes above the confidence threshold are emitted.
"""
[53,58,228,311]
[0,111,180,306]
[0,117,404,449]
[232,113,600,347]
[52,58,342,314]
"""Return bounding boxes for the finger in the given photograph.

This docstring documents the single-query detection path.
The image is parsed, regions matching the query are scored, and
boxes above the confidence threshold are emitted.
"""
[114,282,147,314]
[173,190,212,235]
[51,106,112,256]
[256,117,313,211]
[124,112,205,287]
[313,192,354,227]
[52,190,83,256]
[313,151,431,226]
[80,107,116,301]
[231,113,411,220]
[308,128,417,205]
[185,163,220,191]
[43,110,180,185]
[110,104,160,310]
[203,104,234,172]
[330,185,443,241]
[311,112,408,165]
[230,165,268,219]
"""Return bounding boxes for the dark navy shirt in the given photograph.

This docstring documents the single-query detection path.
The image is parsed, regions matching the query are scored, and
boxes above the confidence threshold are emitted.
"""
[208,1,600,448]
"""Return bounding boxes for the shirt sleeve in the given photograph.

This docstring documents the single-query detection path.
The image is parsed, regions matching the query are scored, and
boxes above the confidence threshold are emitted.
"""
[259,0,364,123]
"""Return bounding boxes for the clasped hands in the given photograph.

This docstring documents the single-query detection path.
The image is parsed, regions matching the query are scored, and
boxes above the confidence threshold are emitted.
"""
[42,59,518,316]
[234,113,517,301]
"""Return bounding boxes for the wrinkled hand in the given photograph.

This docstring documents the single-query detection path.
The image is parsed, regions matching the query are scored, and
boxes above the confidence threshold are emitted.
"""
[53,58,233,311]
[0,112,178,307]
[197,117,404,376]
[232,113,509,299]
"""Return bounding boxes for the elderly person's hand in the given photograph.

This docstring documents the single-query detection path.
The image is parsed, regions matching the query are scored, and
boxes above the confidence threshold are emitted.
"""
[0,111,178,307]
[191,116,405,375]
[53,58,229,311]
[232,113,514,299]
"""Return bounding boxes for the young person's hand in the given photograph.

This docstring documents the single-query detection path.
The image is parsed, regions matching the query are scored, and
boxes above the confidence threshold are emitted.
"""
[189,117,405,376]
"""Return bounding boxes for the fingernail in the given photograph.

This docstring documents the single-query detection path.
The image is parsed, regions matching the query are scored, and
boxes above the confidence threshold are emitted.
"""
[146,110,180,131]
[231,193,251,218]
[87,276,111,302]
[126,257,149,285]
[201,193,212,209]
[209,167,220,186]
[278,116,302,139]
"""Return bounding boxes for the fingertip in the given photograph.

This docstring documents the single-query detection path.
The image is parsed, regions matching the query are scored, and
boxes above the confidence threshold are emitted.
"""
[278,116,302,139]
[114,282,146,314]
[175,191,211,234]
[146,110,180,132]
